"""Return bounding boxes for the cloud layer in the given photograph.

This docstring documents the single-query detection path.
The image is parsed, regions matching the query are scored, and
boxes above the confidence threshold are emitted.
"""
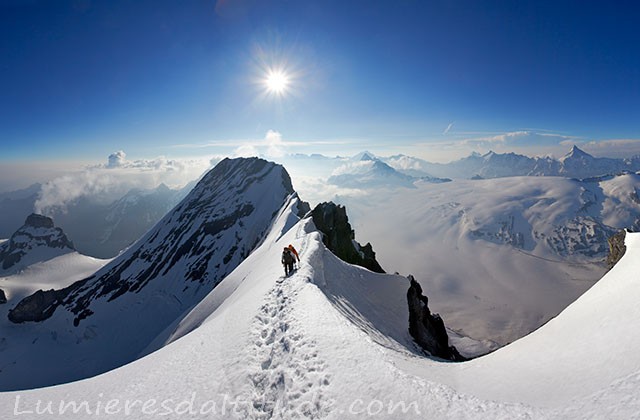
[34,152,214,214]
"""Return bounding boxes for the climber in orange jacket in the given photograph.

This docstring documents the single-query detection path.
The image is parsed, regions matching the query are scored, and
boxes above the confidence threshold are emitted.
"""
[288,244,300,268]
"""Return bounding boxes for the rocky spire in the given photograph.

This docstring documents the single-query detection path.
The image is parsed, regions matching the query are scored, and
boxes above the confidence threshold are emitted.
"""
[407,275,465,361]
[606,230,627,270]
[0,214,74,271]
[310,202,384,273]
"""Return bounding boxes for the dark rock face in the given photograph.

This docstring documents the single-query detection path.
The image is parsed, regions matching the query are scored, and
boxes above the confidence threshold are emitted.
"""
[407,275,465,361]
[295,198,311,219]
[7,289,68,323]
[24,214,55,229]
[606,230,627,270]
[0,214,75,270]
[310,202,384,273]
[0,289,6,304]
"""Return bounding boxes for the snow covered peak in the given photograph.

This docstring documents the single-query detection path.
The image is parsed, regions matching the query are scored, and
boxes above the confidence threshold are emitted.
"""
[0,213,74,272]
[329,159,416,189]
[352,151,377,161]
[482,150,496,159]
[197,157,294,198]
[557,145,625,178]
[371,159,397,174]
[561,145,593,162]
[36,158,293,325]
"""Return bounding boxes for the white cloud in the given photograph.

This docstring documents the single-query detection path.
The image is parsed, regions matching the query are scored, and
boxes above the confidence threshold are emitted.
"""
[291,175,369,209]
[265,129,285,158]
[462,131,578,148]
[233,144,260,158]
[0,162,84,193]
[107,150,127,168]
[232,130,286,158]
[172,131,364,159]
[330,161,375,177]
[385,155,428,172]
[443,122,454,135]
[34,151,215,214]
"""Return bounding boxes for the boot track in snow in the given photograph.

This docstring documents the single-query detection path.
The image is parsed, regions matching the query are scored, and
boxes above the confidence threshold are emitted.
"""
[246,278,331,419]
[245,226,331,419]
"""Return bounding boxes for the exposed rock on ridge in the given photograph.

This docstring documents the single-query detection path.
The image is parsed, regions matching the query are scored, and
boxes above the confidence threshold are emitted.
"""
[8,289,67,323]
[407,275,466,361]
[310,202,384,273]
[607,230,627,270]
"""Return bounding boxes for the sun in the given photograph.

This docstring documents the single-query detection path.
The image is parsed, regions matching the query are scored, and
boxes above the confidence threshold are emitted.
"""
[264,69,289,95]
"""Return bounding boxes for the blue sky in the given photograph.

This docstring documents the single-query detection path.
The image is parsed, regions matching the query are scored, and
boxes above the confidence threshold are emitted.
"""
[1,0,639,171]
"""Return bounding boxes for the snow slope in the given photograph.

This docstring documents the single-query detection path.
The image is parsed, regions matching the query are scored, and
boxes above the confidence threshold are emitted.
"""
[2,200,638,418]
[391,230,640,418]
[0,252,110,318]
[449,230,640,409]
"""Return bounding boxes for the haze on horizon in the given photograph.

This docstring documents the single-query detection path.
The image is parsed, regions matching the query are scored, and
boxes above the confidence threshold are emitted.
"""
[1,0,639,191]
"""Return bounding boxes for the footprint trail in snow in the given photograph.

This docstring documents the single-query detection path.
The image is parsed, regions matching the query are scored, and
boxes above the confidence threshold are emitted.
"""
[245,235,331,419]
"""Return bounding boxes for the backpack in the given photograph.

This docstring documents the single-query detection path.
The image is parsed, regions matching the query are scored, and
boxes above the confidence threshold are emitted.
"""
[282,249,294,264]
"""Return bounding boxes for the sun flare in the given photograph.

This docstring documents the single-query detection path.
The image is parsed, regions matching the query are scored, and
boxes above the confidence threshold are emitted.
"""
[265,70,289,95]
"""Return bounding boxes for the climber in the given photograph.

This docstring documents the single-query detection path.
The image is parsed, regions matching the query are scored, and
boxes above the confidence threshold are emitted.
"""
[288,244,300,269]
[281,247,295,276]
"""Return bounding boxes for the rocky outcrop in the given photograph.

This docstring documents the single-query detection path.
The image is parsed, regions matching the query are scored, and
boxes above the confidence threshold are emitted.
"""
[407,275,465,361]
[295,198,311,219]
[606,230,627,270]
[310,202,384,273]
[0,214,75,270]
[0,289,6,304]
[7,289,67,323]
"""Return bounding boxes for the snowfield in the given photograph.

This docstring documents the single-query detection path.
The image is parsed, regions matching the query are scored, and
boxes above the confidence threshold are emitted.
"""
[1,190,639,419]
[0,252,110,305]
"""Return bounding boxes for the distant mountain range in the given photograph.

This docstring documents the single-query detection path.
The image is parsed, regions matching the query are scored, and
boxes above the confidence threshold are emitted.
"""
[383,145,640,180]
[290,146,640,192]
